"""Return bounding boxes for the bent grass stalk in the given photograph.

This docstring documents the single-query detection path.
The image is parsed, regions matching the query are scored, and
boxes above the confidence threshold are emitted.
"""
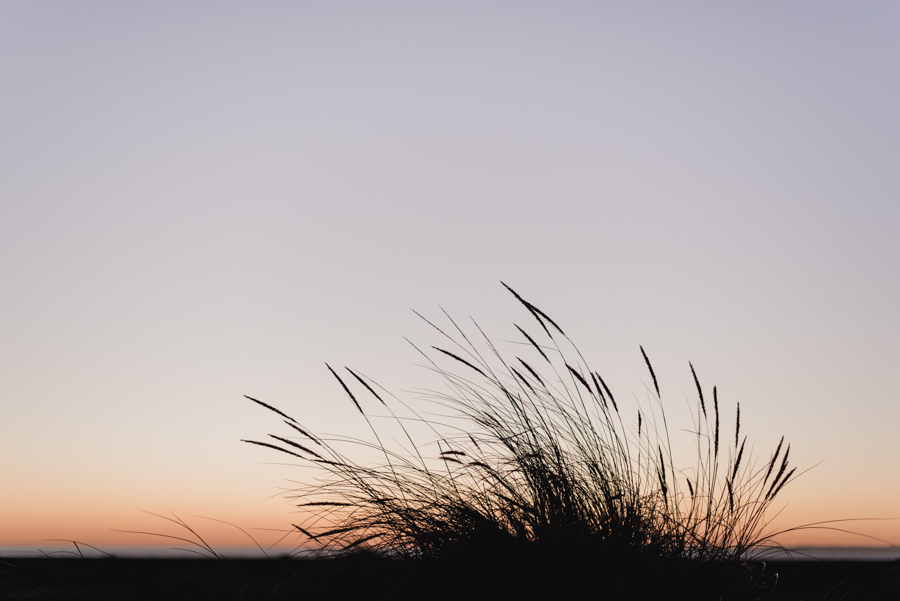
[244,284,804,562]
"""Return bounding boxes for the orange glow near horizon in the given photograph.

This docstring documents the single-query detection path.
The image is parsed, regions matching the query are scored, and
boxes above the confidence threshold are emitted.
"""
[5,497,899,552]
[2,508,311,551]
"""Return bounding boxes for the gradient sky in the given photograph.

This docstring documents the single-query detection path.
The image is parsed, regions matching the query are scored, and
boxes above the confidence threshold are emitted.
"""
[2,2,899,554]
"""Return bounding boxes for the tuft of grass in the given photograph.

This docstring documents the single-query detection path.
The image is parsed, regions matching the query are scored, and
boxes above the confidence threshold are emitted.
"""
[244,284,805,566]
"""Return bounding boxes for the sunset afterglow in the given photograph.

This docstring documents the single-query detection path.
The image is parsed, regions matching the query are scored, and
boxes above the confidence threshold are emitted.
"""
[2,3,899,557]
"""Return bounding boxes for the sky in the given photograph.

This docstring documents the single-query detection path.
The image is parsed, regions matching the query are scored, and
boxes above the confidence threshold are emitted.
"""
[2,2,899,555]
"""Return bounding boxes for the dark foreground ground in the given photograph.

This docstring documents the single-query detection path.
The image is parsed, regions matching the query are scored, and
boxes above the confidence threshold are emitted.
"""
[2,555,899,600]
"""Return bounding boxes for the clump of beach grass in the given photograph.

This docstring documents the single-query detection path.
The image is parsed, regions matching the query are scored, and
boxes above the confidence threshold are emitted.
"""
[243,284,802,569]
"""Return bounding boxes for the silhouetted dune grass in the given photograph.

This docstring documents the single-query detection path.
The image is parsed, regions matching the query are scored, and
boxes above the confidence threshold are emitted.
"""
[13,285,899,599]
[245,284,804,577]
[16,288,899,599]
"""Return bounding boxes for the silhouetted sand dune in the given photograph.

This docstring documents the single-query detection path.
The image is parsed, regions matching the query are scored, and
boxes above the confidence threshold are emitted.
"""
[2,556,899,600]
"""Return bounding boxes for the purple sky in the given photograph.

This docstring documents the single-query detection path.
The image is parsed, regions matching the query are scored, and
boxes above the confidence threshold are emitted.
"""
[2,2,899,552]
